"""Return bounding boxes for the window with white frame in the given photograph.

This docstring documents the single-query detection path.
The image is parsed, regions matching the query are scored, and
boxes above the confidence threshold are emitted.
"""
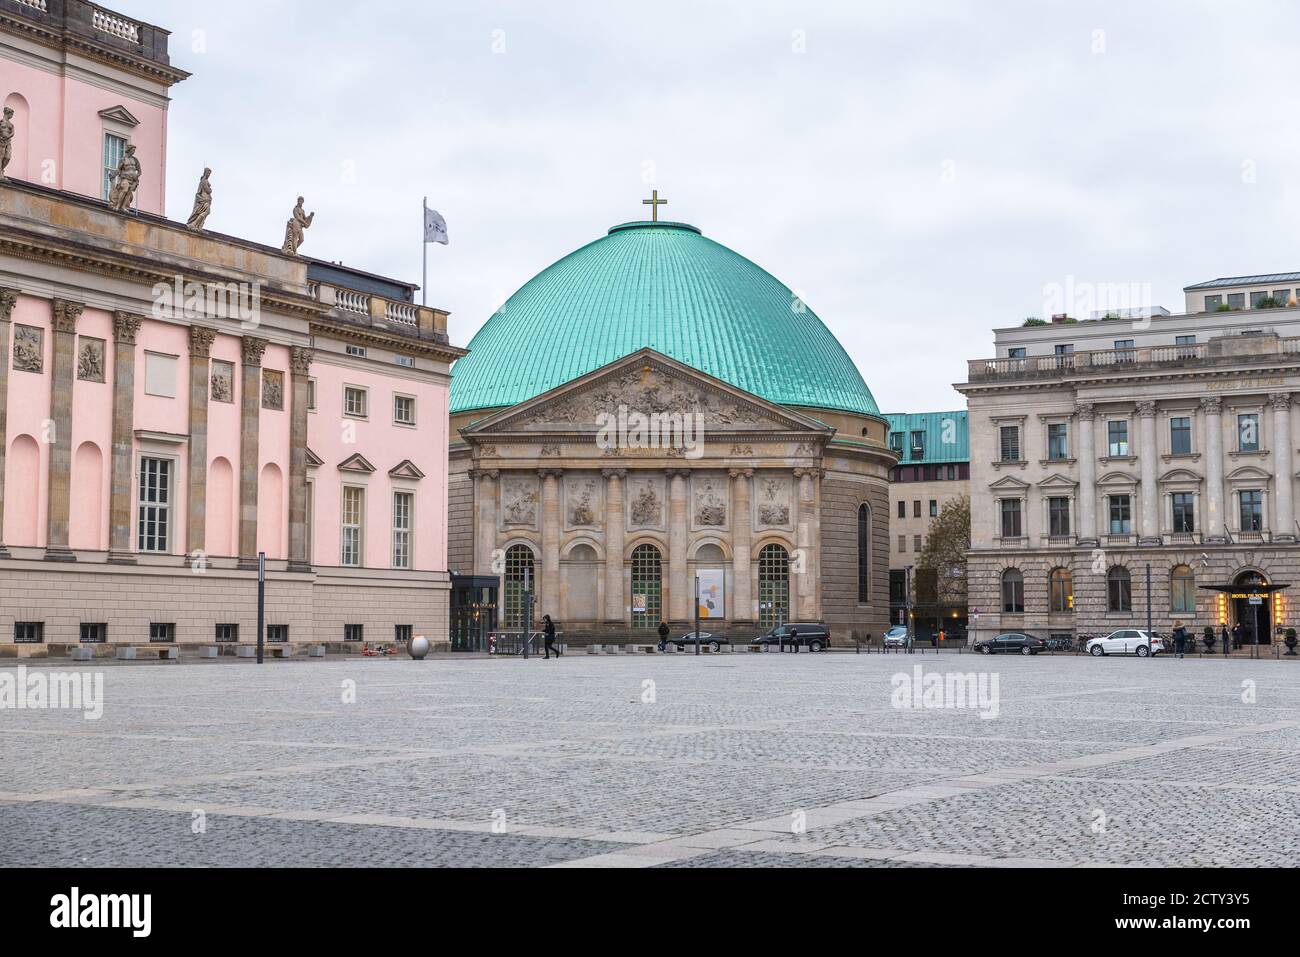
[393,394,416,426]
[1170,416,1192,455]
[1107,420,1129,457]
[344,386,368,418]
[342,486,365,566]
[102,133,127,201]
[1239,490,1264,532]
[392,490,413,569]
[1046,423,1069,460]
[999,426,1021,463]
[137,457,172,553]
[1172,492,1195,534]
[999,498,1023,538]
[1109,494,1132,535]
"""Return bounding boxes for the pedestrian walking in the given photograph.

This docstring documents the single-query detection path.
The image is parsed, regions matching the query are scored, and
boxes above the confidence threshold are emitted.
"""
[543,615,560,659]
[1220,624,1230,656]
[789,627,800,654]
[657,621,670,652]
[1172,620,1187,659]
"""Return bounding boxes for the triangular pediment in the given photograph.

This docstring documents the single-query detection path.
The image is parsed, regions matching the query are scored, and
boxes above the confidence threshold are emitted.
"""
[338,453,376,474]
[989,475,1030,491]
[98,105,140,127]
[306,447,324,467]
[462,348,833,438]
[1038,472,1078,490]
[388,459,425,480]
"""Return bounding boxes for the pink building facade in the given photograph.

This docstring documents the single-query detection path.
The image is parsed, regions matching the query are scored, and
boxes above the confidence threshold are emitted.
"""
[0,1,464,655]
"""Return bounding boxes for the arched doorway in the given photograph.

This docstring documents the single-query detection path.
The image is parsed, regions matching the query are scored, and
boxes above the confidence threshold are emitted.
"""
[758,544,790,629]
[1231,571,1272,645]
[630,544,662,630]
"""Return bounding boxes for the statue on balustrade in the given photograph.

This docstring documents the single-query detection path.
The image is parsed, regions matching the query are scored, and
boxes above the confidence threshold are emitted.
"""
[0,107,14,180]
[108,144,141,212]
[187,168,213,230]
[281,196,315,256]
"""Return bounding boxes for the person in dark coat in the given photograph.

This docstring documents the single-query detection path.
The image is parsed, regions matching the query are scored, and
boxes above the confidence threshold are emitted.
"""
[788,627,800,654]
[657,621,670,652]
[1220,624,1230,654]
[1232,622,1243,651]
[542,615,560,659]
[1171,621,1187,659]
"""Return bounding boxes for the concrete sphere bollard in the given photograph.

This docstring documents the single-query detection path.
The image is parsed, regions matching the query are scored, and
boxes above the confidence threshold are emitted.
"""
[407,635,431,661]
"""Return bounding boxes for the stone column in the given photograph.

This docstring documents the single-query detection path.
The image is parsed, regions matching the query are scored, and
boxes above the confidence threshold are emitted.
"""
[473,468,500,576]
[186,327,216,564]
[0,288,16,557]
[238,337,267,567]
[1272,393,1295,542]
[794,468,819,619]
[667,469,690,622]
[603,469,627,624]
[288,347,314,571]
[45,299,83,561]
[1076,402,1097,545]
[729,469,753,624]
[1202,397,1226,542]
[1137,400,1160,545]
[108,313,142,563]
[539,469,562,618]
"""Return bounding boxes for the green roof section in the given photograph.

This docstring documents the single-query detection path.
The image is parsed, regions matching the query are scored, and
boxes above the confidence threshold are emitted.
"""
[885,411,969,465]
[450,221,879,417]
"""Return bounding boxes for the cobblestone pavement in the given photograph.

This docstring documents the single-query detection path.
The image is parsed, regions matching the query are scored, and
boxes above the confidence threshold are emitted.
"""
[1,654,1296,867]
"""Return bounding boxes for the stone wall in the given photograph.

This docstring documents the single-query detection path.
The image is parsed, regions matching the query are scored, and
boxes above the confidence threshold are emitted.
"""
[447,453,474,574]
[820,459,892,645]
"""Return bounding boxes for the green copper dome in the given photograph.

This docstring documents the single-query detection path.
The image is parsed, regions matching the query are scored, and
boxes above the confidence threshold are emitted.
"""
[450,220,879,417]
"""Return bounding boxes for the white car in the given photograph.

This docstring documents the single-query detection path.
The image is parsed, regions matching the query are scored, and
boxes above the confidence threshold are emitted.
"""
[1086,629,1165,658]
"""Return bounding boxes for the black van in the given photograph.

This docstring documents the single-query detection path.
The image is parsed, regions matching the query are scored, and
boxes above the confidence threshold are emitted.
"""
[750,623,831,652]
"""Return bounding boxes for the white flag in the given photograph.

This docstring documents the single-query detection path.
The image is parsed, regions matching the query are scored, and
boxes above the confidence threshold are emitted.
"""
[424,207,449,245]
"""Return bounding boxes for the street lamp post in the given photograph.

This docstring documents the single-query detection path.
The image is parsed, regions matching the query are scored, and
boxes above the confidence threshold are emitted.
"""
[694,576,701,656]
[256,551,265,665]
[522,566,532,660]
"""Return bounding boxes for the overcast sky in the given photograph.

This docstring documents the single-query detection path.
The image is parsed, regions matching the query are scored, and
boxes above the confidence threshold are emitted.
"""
[129,0,1300,414]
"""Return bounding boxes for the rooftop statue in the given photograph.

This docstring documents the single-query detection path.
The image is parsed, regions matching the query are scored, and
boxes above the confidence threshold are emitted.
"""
[107,144,141,212]
[186,167,212,230]
[0,106,15,179]
[281,196,314,256]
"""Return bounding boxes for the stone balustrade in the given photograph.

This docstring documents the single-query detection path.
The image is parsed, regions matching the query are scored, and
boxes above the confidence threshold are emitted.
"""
[92,7,138,42]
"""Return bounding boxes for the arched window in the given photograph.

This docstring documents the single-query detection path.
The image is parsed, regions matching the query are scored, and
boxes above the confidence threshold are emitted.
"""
[1171,565,1196,614]
[1108,566,1132,613]
[1001,568,1024,613]
[758,544,791,629]
[630,544,663,630]
[1049,567,1073,613]
[857,504,871,603]
[503,544,536,628]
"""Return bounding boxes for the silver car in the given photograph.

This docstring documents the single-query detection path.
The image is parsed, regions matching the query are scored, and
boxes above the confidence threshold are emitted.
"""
[883,626,909,648]
[1086,629,1165,658]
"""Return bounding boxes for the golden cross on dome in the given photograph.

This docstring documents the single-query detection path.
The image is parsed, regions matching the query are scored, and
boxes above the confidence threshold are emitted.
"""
[642,189,668,223]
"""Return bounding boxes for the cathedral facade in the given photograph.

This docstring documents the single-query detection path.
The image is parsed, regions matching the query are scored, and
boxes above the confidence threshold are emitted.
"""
[447,218,894,646]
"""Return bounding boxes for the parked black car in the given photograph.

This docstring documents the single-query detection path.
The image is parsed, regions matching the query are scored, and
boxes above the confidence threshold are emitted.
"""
[973,632,1047,656]
[750,623,831,652]
[659,631,728,653]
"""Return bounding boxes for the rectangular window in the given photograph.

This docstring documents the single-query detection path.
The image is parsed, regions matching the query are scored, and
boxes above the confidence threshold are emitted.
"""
[307,377,317,411]
[149,623,175,643]
[1007,347,1026,359]
[1240,490,1263,532]
[215,624,239,643]
[344,624,364,643]
[1049,497,1071,537]
[1274,289,1294,306]
[102,133,127,201]
[898,535,906,553]
[394,355,414,369]
[393,394,416,426]
[1114,339,1135,362]
[913,500,921,519]
[342,486,365,567]
[1175,334,1197,358]
[1251,290,1270,309]
[1172,492,1195,534]
[999,426,1021,462]
[395,624,413,643]
[346,345,368,358]
[80,623,107,644]
[888,432,903,454]
[897,501,906,519]
[1170,416,1192,455]
[910,431,925,456]
[1047,423,1069,460]
[14,622,44,644]
[1107,420,1129,457]
[1238,413,1260,452]
[392,490,413,569]
[137,457,172,553]
[267,624,289,643]
[1227,293,1245,310]
[913,534,922,552]
[1109,495,1133,535]
[1000,499,1022,538]
[1204,295,1223,311]
[929,500,938,518]
[344,386,368,418]
[143,352,178,398]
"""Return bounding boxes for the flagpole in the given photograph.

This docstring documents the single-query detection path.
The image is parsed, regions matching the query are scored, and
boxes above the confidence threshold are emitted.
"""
[422,196,428,307]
